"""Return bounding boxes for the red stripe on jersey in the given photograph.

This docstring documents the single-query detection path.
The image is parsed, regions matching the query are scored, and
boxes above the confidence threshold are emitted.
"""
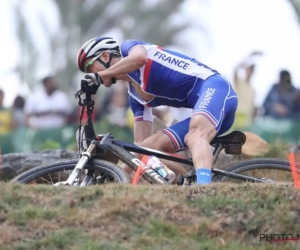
[143,58,153,91]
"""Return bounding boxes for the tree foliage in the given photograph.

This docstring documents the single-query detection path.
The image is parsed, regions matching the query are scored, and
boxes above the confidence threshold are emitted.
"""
[14,0,203,93]
[288,0,300,24]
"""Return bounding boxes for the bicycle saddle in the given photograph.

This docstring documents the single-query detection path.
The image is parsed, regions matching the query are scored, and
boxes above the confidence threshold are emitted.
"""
[210,131,246,154]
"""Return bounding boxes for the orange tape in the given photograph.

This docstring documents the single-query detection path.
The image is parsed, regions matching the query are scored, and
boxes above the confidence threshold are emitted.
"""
[288,153,300,188]
[131,155,150,185]
[0,148,1,181]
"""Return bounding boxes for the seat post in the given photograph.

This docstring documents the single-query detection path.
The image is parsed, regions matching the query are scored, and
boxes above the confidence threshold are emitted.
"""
[212,143,224,165]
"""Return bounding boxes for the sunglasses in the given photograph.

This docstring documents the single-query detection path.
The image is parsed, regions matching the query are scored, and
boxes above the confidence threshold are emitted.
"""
[84,52,103,73]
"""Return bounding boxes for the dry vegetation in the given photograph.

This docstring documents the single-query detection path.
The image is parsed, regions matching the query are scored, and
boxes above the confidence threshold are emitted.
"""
[0,182,299,250]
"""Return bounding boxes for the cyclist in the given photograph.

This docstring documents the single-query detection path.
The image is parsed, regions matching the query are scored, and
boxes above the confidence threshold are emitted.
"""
[77,36,238,185]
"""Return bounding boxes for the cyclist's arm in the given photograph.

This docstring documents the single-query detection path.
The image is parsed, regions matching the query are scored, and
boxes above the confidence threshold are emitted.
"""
[129,95,153,144]
[98,45,147,79]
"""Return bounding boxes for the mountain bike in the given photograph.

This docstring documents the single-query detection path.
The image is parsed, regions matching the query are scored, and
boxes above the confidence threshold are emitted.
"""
[10,80,294,185]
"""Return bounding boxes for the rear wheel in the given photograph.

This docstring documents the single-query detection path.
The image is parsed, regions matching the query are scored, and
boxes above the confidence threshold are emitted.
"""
[10,159,130,185]
[212,158,292,183]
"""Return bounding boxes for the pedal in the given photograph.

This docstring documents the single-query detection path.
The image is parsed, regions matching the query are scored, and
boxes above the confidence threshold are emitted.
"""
[177,174,184,186]
[186,169,196,177]
[178,169,196,186]
[182,178,192,187]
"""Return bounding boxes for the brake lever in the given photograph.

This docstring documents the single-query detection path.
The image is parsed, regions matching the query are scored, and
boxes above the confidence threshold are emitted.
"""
[75,79,98,106]
[75,90,86,106]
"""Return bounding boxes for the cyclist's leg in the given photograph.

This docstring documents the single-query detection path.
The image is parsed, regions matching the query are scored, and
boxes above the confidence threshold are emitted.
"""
[139,127,189,182]
[184,74,238,184]
[122,122,188,183]
[121,120,188,183]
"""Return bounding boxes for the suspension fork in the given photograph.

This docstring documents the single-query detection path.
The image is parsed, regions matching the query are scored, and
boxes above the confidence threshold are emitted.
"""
[62,142,97,186]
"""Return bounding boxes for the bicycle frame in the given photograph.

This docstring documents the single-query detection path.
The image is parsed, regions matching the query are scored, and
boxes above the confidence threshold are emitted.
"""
[63,86,266,186]
[104,135,266,183]
[65,132,266,185]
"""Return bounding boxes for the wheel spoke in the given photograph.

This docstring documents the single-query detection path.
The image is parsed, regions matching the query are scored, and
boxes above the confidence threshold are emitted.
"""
[12,161,129,185]
[38,177,53,185]
[214,159,292,183]
[273,169,277,180]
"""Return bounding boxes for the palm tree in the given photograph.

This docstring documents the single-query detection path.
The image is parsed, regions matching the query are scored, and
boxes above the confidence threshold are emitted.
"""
[118,0,192,46]
[13,0,205,93]
[289,0,300,23]
[13,1,40,91]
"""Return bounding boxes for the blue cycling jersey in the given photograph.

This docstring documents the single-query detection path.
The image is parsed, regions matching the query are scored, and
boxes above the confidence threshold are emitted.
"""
[120,40,219,121]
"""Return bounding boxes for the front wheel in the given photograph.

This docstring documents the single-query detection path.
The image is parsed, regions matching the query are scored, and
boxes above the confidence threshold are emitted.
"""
[212,158,292,183]
[10,159,130,185]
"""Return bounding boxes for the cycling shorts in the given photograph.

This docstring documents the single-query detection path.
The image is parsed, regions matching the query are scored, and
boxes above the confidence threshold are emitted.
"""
[162,74,238,151]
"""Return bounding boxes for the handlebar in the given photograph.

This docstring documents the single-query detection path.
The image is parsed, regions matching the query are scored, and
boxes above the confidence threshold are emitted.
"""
[75,79,98,150]
[75,80,99,106]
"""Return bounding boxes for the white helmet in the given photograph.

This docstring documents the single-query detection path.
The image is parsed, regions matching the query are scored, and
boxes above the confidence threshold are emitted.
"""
[77,36,120,72]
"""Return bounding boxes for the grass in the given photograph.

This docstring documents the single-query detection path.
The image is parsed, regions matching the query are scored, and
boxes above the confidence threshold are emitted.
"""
[0,182,299,250]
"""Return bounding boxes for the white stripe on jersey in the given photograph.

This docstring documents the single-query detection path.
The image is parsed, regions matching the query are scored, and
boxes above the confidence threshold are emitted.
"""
[126,44,217,107]
[143,45,216,80]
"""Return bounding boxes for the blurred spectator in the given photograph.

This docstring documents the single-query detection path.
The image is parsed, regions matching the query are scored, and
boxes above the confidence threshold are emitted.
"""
[167,107,192,126]
[233,51,262,128]
[0,89,12,134]
[152,106,169,123]
[96,89,115,121]
[105,84,129,127]
[263,70,300,119]
[24,75,72,129]
[95,84,129,127]
[69,95,97,124]
[11,95,26,129]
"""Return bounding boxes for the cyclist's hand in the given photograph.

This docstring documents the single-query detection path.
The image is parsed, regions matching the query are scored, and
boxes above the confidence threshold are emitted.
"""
[84,73,103,86]
[81,73,102,94]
